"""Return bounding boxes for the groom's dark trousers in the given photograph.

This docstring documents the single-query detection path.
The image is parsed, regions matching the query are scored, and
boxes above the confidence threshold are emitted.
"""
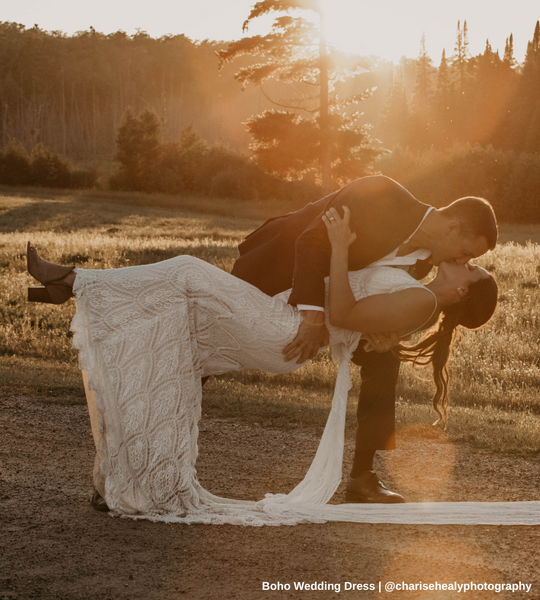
[230,176,433,471]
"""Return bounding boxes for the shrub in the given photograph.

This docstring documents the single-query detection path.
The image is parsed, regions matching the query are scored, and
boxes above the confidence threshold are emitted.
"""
[30,144,72,188]
[110,112,322,205]
[501,152,540,222]
[0,140,32,185]
[210,169,242,199]
[112,108,162,191]
[162,126,209,194]
[0,140,97,189]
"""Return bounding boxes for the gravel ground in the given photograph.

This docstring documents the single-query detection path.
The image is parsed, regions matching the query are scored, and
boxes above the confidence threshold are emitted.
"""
[1,395,540,600]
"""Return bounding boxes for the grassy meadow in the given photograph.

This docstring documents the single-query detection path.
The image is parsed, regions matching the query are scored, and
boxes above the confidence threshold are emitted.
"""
[1,186,540,457]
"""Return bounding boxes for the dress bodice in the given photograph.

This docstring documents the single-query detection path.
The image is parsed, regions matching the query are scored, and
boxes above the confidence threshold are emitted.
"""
[275,266,430,357]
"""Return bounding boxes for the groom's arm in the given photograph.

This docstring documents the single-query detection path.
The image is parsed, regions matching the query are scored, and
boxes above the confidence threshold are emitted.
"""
[284,176,410,360]
[283,184,366,362]
[287,176,393,308]
[287,218,332,309]
[282,216,332,363]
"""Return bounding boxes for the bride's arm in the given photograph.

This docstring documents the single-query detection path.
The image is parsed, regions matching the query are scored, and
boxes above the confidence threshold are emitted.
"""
[337,288,437,335]
[323,207,437,336]
[322,206,358,325]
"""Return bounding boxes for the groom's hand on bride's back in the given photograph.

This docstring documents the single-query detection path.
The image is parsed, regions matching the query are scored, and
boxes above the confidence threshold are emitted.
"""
[283,311,329,363]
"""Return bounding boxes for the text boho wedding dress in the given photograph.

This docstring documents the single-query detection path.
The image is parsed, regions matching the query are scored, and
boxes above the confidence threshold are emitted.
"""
[71,256,540,526]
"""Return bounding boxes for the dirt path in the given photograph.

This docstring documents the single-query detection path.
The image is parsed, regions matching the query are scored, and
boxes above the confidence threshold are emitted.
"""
[1,396,540,600]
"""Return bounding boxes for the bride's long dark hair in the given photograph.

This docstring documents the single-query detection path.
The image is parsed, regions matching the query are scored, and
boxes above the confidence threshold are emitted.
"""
[394,274,498,427]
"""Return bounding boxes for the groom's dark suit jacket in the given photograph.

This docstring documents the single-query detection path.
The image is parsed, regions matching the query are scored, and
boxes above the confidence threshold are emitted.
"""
[231,175,434,308]
[232,175,434,457]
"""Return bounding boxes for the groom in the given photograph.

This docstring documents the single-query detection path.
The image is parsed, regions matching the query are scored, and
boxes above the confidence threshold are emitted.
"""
[232,175,498,503]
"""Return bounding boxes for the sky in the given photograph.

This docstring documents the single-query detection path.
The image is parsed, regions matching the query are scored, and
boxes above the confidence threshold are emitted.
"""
[2,0,539,64]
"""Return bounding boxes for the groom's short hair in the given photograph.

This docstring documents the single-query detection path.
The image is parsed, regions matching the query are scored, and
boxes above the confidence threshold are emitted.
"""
[440,197,498,250]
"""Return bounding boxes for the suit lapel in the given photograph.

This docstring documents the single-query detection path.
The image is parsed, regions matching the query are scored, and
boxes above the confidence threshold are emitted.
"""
[347,196,431,271]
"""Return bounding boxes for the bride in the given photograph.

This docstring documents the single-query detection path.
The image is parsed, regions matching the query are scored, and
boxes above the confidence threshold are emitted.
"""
[26,207,498,526]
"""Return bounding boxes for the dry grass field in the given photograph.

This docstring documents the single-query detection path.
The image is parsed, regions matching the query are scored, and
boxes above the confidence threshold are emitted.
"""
[1,186,540,456]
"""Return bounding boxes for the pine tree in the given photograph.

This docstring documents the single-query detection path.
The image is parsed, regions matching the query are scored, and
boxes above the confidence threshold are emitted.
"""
[217,0,380,188]
[452,20,470,95]
[380,64,409,148]
[503,34,516,67]
[409,33,435,149]
[489,33,517,148]
[523,21,540,151]
[450,20,474,143]
[507,21,540,151]
[432,49,454,146]
[469,40,505,144]
[112,109,162,191]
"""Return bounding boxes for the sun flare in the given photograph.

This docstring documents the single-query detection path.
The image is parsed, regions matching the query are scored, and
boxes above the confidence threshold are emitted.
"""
[317,0,536,63]
[319,0,444,62]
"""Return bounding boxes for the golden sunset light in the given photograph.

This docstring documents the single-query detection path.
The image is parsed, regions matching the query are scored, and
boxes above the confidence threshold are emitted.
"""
[2,0,540,597]
[3,0,539,61]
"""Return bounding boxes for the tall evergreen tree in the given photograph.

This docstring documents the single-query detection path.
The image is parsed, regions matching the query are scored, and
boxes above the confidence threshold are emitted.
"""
[523,22,540,151]
[503,34,516,67]
[506,21,540,150]
[409,33,435,149]
[495,35,516,146]
[217,0,380,188]
[452,20,470,95]
[432,49,454,146]
[380,64,409,148]
[449,20,474,143]
[112,109,162,191]
[469,40,506,144]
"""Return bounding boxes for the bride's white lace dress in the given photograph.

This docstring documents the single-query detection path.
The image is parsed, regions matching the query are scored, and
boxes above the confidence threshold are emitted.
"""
[71,256,540,526]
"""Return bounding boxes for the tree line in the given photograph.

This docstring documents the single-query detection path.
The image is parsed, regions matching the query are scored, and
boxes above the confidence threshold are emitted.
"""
[0,21,264,158]
[382,21,540,153]
[3,18,539,158]
[375,20,540,222]
[0,14,539,221]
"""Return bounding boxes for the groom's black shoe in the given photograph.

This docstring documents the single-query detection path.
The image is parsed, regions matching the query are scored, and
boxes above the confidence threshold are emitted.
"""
[345,471,405,504]
[91,489,110,512]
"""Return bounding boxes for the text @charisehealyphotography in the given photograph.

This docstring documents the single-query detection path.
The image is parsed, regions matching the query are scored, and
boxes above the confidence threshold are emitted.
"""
[261,580,533,593]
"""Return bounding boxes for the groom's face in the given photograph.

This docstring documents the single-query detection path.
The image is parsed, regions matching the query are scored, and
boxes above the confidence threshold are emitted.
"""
[430,222,490,266]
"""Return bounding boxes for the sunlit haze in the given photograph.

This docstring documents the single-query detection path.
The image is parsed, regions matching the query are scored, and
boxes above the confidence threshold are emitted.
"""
[3,0,539,63]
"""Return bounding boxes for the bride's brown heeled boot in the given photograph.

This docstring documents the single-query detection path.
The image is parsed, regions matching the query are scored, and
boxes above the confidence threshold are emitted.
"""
[26,241,75,305]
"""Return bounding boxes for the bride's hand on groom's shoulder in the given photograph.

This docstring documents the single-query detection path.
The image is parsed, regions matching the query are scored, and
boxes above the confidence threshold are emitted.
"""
[322,206,357,250]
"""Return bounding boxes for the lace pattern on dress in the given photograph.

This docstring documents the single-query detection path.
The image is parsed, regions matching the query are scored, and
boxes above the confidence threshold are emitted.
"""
[71,259,436,525]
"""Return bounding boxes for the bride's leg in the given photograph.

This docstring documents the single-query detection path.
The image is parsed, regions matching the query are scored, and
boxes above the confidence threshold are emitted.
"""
[27,245,108,507]
[82,370,102,454]
[81,370,107,504]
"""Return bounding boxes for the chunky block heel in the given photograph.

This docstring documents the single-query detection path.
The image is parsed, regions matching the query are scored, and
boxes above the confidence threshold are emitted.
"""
[28,284,74,304]
[28,287,54,303]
